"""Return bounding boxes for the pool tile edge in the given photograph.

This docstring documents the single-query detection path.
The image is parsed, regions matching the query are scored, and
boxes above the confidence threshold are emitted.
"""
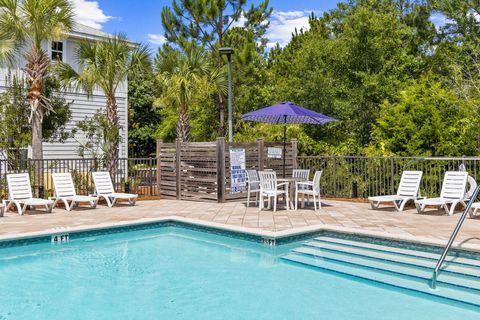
[1,215,479,253]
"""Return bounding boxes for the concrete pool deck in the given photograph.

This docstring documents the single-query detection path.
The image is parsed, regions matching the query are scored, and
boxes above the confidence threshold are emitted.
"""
[0,199,479,251]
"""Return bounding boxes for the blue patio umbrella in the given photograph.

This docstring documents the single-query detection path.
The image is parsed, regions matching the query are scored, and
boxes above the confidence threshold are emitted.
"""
[241,101,337,177]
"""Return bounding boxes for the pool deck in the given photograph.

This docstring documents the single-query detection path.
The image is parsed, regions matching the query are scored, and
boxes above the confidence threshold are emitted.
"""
[1,199,479,251]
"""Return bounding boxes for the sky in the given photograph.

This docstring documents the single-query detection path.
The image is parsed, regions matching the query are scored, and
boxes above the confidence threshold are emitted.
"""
[71,0,342,50]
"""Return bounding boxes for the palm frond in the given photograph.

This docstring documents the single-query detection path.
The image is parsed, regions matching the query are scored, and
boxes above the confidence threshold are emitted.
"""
[21,0,73,47]
[130,43,152,74]
[0,36,16,65]
[52,61,84,93]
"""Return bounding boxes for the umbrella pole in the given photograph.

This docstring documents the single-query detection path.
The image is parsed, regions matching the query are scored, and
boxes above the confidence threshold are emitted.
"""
[283,124,286,178]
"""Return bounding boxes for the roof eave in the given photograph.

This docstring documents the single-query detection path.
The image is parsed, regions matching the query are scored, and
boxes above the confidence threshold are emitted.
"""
[66,31,140,47]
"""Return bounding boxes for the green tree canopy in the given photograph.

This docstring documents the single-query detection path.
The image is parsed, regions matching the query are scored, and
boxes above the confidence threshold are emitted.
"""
[373,74,480,156]
[141,0,480,157]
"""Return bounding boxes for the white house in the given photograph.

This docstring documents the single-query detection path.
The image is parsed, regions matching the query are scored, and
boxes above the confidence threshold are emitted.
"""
[0,23,128,160]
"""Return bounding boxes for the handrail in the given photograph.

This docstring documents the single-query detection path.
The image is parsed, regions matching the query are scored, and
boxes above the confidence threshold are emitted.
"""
[431,185,480,289]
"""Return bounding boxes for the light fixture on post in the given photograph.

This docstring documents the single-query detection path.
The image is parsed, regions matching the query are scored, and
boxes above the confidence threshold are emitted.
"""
[219,47,234,142]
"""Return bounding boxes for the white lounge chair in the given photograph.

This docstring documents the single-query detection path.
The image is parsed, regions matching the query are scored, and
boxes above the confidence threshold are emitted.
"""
[51,173,98,211]
[246,169,260,207]
[415,171,468,216]
[463,176,479,218]
[295,170,322,210]
[5,173,54,215]
[258,171,290,212]
[92,172,138,207]
[469,202,480,218]
[368,171,423,212]
[464,175,477,201]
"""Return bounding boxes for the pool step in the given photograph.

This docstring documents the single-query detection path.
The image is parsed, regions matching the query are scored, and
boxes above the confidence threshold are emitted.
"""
[292,246,480,291]
[303,241,480,278]
[282,236,480,306]
[312,236,480,268]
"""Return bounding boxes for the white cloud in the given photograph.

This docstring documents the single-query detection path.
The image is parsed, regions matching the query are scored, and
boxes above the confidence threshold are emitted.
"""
[266,10,318,48]
[72,0,112,29]
[148,33,167,45]
[231,13,248,28]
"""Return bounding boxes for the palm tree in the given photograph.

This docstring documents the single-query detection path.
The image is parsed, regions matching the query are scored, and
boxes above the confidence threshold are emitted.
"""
[0,0,74,160]
[155,45,227,142]
[56,34,150,162]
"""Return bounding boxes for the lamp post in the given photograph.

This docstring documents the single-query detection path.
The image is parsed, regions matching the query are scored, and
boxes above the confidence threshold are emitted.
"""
[219,47,234,142]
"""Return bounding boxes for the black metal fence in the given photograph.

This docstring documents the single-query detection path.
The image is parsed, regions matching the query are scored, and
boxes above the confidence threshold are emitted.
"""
[0,158,158,199]
[297,156,479,198]
[5,155,477,201]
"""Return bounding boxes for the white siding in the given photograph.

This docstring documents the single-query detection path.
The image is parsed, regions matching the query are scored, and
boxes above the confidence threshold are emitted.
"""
[0,37,129,160]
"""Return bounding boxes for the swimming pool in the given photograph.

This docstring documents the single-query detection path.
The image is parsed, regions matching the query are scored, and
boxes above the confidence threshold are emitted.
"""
[0,224,478,319]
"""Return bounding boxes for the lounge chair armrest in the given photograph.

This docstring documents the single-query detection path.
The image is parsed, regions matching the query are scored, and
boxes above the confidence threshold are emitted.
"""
[276,182,289,188]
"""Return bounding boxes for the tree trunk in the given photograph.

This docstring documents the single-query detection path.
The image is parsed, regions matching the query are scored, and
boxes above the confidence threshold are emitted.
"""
[176,105,190,142]
[105,94,120,173]
[106,94,119,127]
[31,102,44,160]
[24,46,49,198]
[25,46,49,160]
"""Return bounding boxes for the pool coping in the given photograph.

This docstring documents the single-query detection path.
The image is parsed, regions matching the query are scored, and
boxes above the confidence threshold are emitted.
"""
[1,215,479,253]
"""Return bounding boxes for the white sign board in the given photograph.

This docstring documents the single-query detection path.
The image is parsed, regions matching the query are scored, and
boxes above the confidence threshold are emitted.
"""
[267,147,283,159]
[229,148,246,193]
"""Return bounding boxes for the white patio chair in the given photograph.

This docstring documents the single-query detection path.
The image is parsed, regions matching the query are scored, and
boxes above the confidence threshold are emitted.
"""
[246,169,260,207]
[51,173,98,211]
[415,171,468,216]
[368,171,423,212]
[293,169,311,207]
[92,172,138,207]
[293,169,310,181]
[295,170,322,210]
[5,173,53,215]
[258,171,290,212]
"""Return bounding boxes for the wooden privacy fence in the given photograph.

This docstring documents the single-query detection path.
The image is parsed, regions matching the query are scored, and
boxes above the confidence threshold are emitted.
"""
[156,138,297,202]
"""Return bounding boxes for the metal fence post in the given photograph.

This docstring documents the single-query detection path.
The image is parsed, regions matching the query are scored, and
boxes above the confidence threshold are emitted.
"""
[333,157,337,197]
[389,157,395,194]
[216,137,226,203]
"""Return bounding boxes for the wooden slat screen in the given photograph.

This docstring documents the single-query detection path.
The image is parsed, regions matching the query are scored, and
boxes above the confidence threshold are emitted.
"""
[157,139,297,202]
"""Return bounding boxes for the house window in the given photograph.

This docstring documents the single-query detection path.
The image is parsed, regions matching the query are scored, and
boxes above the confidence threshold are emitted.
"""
[51,41,64,61]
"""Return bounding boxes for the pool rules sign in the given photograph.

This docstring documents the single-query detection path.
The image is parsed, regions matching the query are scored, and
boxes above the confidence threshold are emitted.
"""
[229,148,246,193]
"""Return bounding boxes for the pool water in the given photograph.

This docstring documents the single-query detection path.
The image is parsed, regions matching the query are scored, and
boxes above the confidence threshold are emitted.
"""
[0,226,478,319]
